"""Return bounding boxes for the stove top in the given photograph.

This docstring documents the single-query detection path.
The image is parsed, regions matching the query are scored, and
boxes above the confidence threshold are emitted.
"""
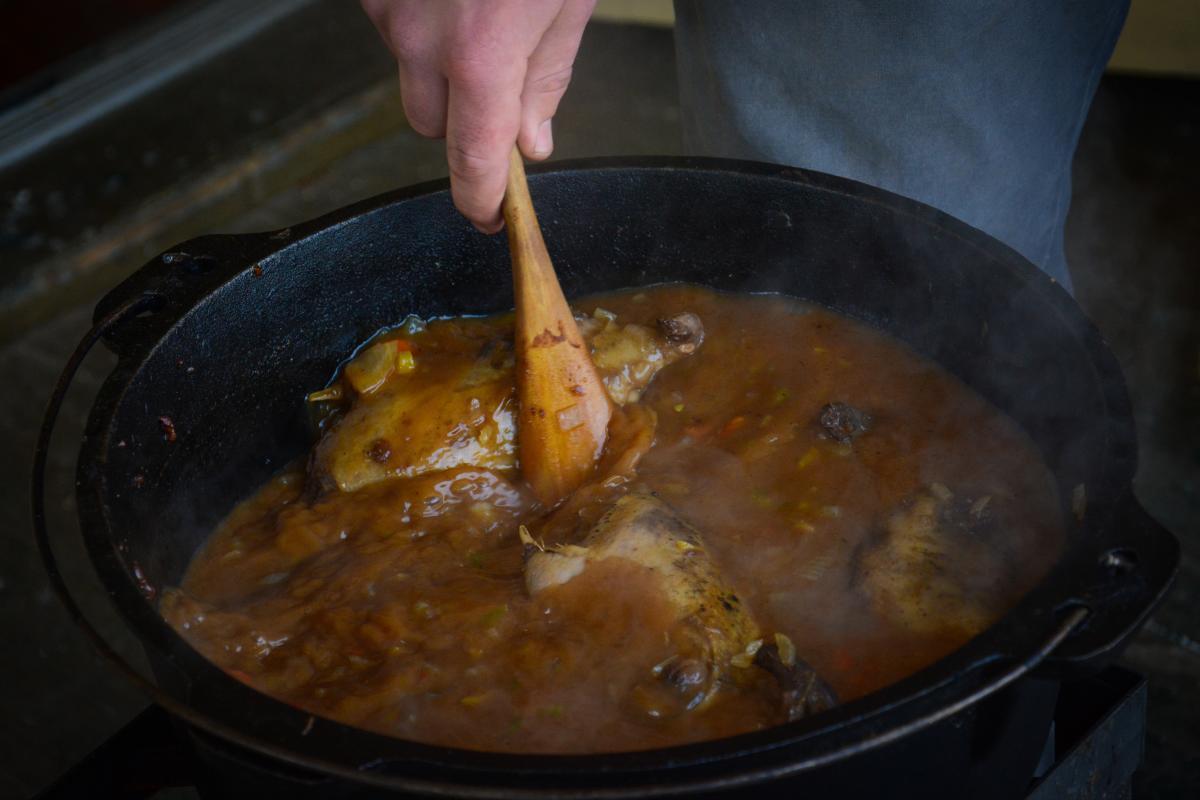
[35,667,1146,799]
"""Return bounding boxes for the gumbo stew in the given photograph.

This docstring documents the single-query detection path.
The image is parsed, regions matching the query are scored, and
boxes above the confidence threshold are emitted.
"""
[162,284,1063,753]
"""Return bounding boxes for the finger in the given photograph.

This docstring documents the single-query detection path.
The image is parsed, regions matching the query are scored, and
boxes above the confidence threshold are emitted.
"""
[398,64,448,138]
[445,64,524,233]
[518,0,595,160]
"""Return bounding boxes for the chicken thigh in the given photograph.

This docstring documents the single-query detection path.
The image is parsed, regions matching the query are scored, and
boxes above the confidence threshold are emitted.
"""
[524,490,835,720]
[311,310,704,494]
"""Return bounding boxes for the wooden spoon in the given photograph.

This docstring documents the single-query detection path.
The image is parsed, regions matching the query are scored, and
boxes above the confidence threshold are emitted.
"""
[503,146,611,506]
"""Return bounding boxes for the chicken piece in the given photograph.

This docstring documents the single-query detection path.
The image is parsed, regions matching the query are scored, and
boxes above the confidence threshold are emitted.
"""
[859,484,1015,639]
[312,354,518,494]
[524,490,835,719]
[312,311,703,494]
[583,311,705,405]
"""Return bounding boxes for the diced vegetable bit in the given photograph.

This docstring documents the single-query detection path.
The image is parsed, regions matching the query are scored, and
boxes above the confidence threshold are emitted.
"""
[673,403,686,413]
[228,669,255,685]
[467,551,486,569]
[730,652,754,669]
[796,447,820,470]
[518,524,545,552]
[343,339,417,394]
[344,341,395,394]
[929,483,954,501]
[832,649,856,672]
[395,349,417,374]
[306,385,343,403]
[461,694,486,707]
[480,604,508,629]
[540,704,565,718]
[751,490,775,510]
[772,388,790,406]
[720,416,747,437]
[774,633,797,666]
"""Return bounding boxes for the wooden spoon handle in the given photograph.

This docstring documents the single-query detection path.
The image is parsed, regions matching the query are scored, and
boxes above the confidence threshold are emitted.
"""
[503,146,611,506]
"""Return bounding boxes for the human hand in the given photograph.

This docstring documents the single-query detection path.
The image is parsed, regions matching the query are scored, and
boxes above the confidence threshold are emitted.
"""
[361,0,596,232]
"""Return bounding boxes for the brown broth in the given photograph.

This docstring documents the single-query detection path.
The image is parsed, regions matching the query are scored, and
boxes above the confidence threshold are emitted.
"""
[162,284,1063,753]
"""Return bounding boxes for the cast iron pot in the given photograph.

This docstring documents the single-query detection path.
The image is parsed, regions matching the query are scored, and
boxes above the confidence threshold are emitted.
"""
[35,158,1178,799]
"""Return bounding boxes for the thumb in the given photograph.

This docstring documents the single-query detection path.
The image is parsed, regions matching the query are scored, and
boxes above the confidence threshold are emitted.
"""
[518,0,594,160]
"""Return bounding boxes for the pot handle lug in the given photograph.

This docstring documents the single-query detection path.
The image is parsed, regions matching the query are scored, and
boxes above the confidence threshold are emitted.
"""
[94,232,276,358]
[31,296,382,789]
[34,292,161,634]
[1037,493,1180,678]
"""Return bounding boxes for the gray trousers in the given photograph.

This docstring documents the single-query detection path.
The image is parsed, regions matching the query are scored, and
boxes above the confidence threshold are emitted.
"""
[673,0,1130,289]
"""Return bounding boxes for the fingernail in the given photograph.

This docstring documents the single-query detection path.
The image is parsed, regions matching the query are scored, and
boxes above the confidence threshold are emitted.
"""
[534,119,553,157]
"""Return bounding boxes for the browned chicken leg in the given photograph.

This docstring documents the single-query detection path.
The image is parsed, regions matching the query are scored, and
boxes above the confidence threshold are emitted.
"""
[523,489,836,720]
[859,484,1018,639]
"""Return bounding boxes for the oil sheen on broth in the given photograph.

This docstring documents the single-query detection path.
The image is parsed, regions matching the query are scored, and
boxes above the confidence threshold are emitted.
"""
[162,284,1063,753]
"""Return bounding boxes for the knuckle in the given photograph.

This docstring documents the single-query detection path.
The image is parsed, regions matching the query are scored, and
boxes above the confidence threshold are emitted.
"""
[390,29,430,63]
[447,143,497,181]
[443,53,494,85]
[527,65,573,96]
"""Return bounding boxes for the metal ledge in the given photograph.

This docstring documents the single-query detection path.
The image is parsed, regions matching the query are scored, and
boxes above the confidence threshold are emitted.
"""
[0,0,314,171]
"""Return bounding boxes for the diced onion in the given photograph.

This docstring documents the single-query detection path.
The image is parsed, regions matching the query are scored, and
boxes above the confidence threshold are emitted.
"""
[345,340,397,393]
[306,385,343,403]
[774,633,797,666]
